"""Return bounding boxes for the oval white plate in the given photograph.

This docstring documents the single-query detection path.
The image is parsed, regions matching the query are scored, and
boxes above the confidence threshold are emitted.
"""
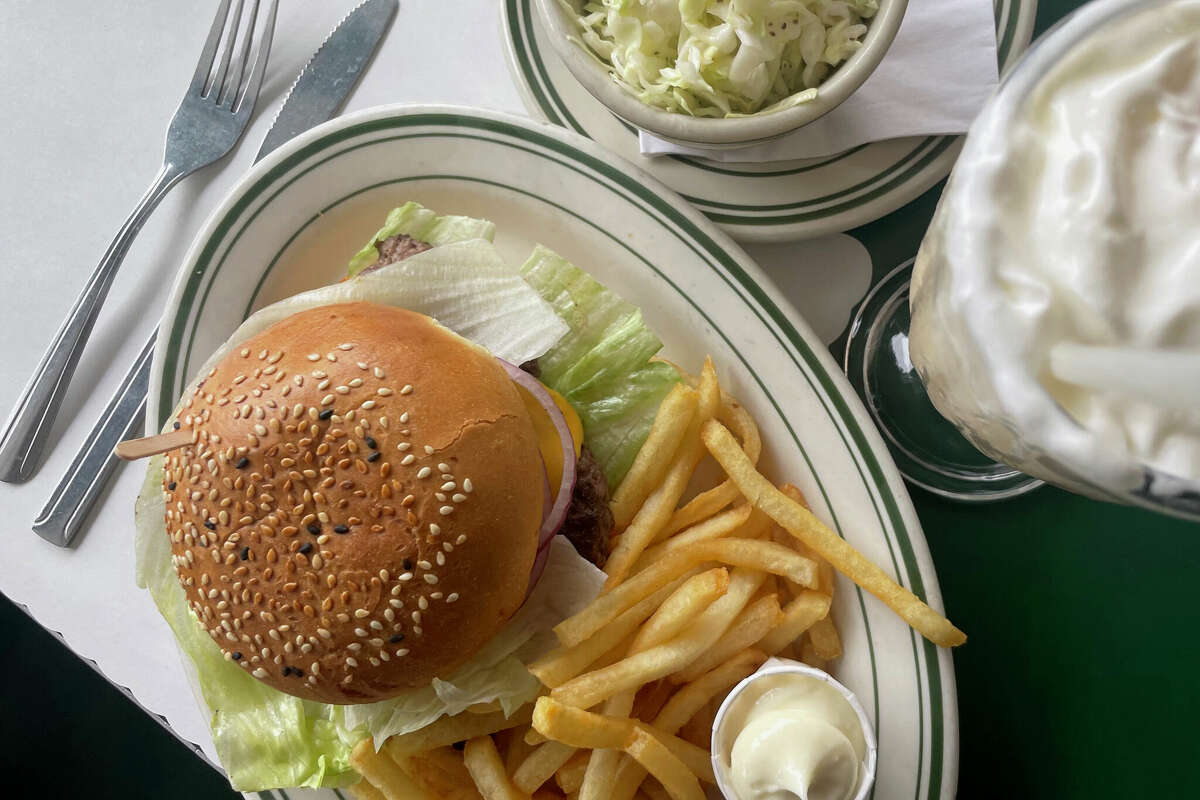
[501,0,1038,242]
[149,105,957,800]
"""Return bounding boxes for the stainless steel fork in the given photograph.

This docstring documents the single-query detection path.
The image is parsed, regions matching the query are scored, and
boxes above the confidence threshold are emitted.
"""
[0,0,278,483]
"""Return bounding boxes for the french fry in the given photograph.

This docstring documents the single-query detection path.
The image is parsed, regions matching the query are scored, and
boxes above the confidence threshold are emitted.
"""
[702,420,967,648]
[671,594,783,683]
[348,780,388,800]
[533,699,705,800]
[633,505,751,573]
[604,361,721,586]
[383,706,534,759]
[504,727,537,778]
[658,398,762,540]
[640,780,673,800]
[677,698,720,749]
[758,590,832,656]
[779,484,835,597]
[624,728,705,800]
[555,751,590,794]
[350,738,436,800]
[532,790,565,800]
[578,691,638,800]
[403,746,485,800]
[552,569,765,708]
[610,383,700,530]
[465,736,532,800]
[800,636,829,671]
[533,578,688,685]
[735,506,775,541]
[654,649,768,734]
[633,680,677,723]
[514,741,577,794]
[555,540,815,648]
[808,616,843,660]
[630,568,729,653]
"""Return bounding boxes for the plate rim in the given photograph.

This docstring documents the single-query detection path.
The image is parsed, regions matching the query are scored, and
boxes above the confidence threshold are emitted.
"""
[500,0,1039,242]
[149,103,958,799]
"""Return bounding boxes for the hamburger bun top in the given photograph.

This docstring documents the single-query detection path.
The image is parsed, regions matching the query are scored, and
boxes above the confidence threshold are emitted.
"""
[163,302,543,704]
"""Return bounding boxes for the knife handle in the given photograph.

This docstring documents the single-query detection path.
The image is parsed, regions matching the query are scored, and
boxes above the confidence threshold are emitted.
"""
[32,335,155,548]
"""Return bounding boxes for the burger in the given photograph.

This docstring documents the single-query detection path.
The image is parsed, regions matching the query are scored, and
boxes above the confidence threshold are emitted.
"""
[135,203,680,789]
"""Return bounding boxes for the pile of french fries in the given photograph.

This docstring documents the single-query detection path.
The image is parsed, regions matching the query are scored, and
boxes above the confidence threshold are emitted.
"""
[349,360,964,800]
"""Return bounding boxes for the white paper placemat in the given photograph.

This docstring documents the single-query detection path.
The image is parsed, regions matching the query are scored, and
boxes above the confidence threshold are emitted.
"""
[639,0,1000,161]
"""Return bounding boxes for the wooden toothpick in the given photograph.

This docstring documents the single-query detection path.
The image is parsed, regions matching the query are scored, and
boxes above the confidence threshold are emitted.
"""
[114,429,193,461]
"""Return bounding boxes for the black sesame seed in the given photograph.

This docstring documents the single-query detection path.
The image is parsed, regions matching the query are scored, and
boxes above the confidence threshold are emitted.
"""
[389,634,405,643]
[299,543,313,555]
[403,558,413,570]
[231,651,243,661]
[333,524,349,534]
[235,456,249,469]
[167,481,177,491]
[452,741,466,751]
[365,436,378,449]
[281,666,292,676]
[239,546,250,561]
[204,519,216,530]
[318,408,334,421]
[291,668,304,677]
[367,451,381,463]
[307,523,321,535]
[173,421,181,430]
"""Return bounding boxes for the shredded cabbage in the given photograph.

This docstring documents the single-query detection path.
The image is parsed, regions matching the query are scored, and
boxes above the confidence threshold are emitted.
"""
[564,0,878,117]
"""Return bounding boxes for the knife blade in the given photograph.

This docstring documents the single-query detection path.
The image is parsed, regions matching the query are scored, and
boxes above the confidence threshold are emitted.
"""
[256,0,397,161]
[33,0,398,548]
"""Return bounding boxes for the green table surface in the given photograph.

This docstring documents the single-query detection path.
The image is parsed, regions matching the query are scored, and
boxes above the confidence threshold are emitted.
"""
[3,1,1197,797]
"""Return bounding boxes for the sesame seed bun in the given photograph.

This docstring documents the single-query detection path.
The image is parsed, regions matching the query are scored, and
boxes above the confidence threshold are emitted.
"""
[163,302,544,704]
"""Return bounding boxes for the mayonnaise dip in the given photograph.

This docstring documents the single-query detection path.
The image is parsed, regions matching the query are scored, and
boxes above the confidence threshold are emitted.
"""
[910,0,1200,498]
[715,669,871,800]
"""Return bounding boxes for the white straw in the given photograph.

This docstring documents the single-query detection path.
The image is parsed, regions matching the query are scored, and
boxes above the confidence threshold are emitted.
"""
[1048,343,1200,411]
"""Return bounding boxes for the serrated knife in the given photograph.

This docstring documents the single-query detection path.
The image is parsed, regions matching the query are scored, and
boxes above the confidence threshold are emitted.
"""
[33,0,398,547]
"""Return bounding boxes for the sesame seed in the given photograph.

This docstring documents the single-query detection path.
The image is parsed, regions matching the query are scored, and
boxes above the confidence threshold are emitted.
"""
[354,628,368,637]
[231,651,243,660]
[435,552,446,566]
[417,560,432,570]
[167,481,177,491]
[424,445,435,455]
[204,518,216,530]
[367,451,381,463]
[398,572,413,582]
[424,574,438,585]
[239,547,250,561]
[441,481,456,491]
[395,649,409,657]
[317,628,332,639]
[417,467,431,478]
[333,525,349,534]
[463,478,473,493]
[299,543,313,555]
[307,353,320,361]
[376,388,393,397]
[452,493,467,503]
[374,367,385,379]
[447,593,459,603]
[327,353,337,362]
[318,408,334,421]
[456,535,468,545]
[235,457,249,469]
[439,506,454,516]
[437,463,451,473]
[418,596,429,610]
[430,524,441,536]
[389,598,404,608]
[321,395,335,406]
[335,385,350,395]
[396,442,411,451]
[252,668,269,679]
[365,436,378,449]
[389,633,405,643]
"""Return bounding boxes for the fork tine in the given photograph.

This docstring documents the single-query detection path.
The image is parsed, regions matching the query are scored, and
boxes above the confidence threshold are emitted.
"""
[189,0,233,95]
[209,0,244,101]
[222,0,261,104]
[233,0,278,114]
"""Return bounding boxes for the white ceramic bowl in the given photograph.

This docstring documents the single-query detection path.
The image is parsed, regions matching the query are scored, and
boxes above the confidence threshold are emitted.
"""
[712,658,878,800]
[533,0,909,150]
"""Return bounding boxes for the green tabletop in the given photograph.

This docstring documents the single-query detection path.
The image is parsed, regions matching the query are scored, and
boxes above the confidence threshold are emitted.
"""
[3,1,1196,797]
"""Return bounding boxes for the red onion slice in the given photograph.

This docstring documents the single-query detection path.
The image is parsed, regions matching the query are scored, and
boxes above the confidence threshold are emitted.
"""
[499,360,577,550]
